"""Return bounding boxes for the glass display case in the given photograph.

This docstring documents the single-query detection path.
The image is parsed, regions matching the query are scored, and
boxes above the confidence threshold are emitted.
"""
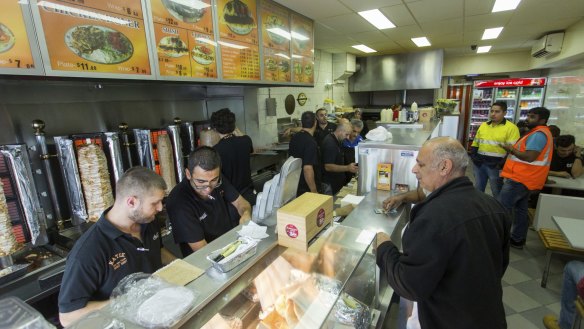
[193,225,377,329]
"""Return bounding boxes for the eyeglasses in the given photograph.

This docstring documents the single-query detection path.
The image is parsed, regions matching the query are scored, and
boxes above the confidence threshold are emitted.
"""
[191,177,222,190]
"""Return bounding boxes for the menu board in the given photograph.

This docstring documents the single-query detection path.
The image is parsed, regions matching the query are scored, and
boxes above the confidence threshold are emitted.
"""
[0,2,43,75]
[31,0,153,78]
[148,0,217,79]
[291,13,314,84]
[260,0,290,82]
[221,40,260,80]
[217,0,260,81]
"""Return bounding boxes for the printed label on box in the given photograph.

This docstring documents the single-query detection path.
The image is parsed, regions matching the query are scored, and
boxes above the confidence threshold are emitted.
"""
[317,208,325,227]
[285,224,298,238]
[377,163,392,191]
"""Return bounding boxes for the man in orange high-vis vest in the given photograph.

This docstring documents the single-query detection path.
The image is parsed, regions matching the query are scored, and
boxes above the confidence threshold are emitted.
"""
[498,107,553,249]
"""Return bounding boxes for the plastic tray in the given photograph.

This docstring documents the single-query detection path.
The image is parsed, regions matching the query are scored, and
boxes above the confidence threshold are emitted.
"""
[0,296,54,329]
[0,263,30,286]
[206,238,258,273]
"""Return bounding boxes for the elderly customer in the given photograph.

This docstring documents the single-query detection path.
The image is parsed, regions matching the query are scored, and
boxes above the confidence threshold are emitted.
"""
[379,137,511,329]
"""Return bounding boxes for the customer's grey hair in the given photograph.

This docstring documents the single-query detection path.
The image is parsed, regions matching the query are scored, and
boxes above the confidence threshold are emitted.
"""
[426,137,469,175]
[350,119,364,130]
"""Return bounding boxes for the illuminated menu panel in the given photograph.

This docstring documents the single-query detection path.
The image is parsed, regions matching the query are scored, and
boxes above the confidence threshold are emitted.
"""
[260,0,290,82]
[217,0,260,81]
[33,0,153,77]
[291,13,313,84]
[148,0,217,79]
[220,40,260,80]
[0,2,42,74]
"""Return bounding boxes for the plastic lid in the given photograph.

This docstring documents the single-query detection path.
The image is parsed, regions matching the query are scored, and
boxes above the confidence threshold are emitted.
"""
[0,296,54,329]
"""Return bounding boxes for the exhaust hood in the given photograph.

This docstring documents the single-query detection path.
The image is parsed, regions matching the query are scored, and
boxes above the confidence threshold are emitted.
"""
[349,49,443,91]
[333,53,357,83]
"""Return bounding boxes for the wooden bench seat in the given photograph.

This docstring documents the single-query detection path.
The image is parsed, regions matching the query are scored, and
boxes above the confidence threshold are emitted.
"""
[538,229,584,288]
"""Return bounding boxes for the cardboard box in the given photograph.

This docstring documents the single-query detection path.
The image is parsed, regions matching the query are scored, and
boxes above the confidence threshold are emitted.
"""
[377,163,392,191]
[277,193,333,251]
[418,107,435,123]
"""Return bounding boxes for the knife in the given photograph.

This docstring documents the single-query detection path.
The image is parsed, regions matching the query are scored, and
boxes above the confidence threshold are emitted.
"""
[213,240,242,263]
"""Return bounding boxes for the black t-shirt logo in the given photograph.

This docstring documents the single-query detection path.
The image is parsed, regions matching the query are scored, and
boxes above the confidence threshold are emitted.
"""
[108,252,128,270]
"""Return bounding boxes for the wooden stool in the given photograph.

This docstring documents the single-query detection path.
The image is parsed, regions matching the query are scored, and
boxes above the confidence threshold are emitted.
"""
[572,296,583,329]
[538,229,584,288]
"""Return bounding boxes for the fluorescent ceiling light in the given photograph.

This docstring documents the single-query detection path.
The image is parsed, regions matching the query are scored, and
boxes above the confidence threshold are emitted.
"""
[358,9,395,30]
[275,53,290,59]
[169,0,211,10]
[352,44,377,53]
[218,41,247,49]
[267,28,291,40]
[291,54,303,59]
[291,31,309,41]
[492,0,521,12]
[482,27,503,40]
[411,37,431,47]
[37,1,131,25]
[195,37,217,46]
[477,46,492,53]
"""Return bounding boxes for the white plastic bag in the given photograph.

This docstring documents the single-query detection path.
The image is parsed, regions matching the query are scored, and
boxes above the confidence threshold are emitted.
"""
[365,126,392,141]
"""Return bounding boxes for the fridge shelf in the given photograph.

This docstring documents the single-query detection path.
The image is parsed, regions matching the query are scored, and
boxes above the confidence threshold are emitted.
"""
[519,97,541,100]
[495,98,517,101]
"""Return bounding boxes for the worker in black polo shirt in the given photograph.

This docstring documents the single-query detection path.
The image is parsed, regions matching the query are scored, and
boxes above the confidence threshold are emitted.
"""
[549,134,583,178]
[211,108,256,206]
[289,111,321,196]
[321,122,358,195]
[166,146,251,257]
[314,107,337,146]
[58,167,175,327]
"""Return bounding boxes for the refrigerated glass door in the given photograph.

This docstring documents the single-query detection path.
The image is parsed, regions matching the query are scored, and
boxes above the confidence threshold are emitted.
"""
[468,88,493,147]
[518,86,546,122]
[494,87,519,122]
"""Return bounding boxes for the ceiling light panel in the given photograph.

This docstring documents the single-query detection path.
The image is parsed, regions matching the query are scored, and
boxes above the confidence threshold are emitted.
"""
[411,37,431,47]
[477,46,491,53]
[492,0,521,12]
[352,44,377,53]
[358,9,396,30]
[482,27,503,40]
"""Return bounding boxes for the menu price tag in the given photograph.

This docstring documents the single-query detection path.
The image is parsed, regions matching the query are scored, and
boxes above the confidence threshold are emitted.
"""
[263,48,290,82]
[220,40,260,80]
[57,0,144,19]
[33,0,152,77]
[154,24,191,77]
[260,0,290,52]
[217,0,258,45]
[0,2,37,71]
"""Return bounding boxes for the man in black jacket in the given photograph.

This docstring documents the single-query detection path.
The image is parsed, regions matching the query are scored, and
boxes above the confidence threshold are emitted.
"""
[379,137,511,329]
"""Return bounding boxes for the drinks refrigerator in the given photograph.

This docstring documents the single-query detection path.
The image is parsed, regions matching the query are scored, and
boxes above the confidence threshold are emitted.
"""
[467,78,547,147]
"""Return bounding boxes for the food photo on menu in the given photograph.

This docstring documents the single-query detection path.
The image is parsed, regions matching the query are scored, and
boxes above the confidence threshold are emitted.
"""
[65,25,134,64]
[192,44,215,65]
[0,23,15,53]
[161,0,208,23]
[223,0,255,35]
[264,15,287,45]
[157,36,189,57]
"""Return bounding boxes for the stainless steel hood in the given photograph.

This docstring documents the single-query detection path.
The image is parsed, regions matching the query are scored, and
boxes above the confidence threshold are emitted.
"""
[349,49,443,92]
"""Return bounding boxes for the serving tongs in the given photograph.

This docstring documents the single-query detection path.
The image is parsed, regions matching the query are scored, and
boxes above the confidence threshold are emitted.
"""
[212,240,242,263]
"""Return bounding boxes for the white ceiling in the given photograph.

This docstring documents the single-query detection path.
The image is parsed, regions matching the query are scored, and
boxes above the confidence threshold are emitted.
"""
[274,0,584,56]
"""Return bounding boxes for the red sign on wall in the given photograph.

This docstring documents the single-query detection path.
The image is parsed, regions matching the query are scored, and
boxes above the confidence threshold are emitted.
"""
[474,78,547,88]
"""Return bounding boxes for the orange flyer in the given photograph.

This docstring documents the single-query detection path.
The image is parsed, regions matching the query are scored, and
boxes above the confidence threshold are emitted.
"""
[220,40,260,80]
[291,14,313,57]
[57,0,144,19]
[37,0,151,75]
[0,2,35,69]
[153,23,191,77]
[260,0,290,52]
[263,48,290,82]
[217,0,258,45]
[149,0,213,34]
[291,58,314,84]
[188,32,217,79]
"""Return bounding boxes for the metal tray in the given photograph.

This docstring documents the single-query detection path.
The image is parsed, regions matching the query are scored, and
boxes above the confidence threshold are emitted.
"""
[206,238,258,273]
[0,263,30,286]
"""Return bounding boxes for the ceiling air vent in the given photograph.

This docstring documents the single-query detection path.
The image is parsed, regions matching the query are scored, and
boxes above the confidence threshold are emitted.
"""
[531,32,564,58]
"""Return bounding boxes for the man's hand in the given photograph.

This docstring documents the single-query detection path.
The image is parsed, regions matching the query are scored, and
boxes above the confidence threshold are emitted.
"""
[376,232,391,249]
[346,163,358,173]
[383,194,406,211]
